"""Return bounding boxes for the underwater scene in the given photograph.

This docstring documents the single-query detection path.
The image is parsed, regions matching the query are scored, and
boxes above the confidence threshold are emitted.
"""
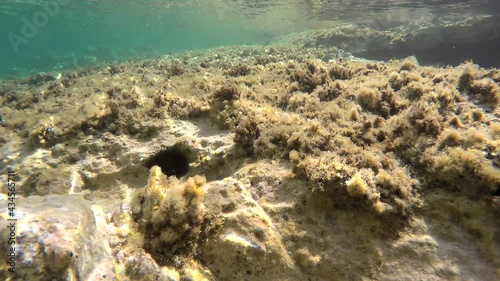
[0,0,499,280]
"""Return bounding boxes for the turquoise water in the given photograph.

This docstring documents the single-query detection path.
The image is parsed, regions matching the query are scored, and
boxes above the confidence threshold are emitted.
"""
[0,0,291,78]
[1,0,499,79]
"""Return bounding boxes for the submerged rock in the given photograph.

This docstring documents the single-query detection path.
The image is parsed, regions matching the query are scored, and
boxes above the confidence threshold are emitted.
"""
[0,45,499,281]
[0,195,117,280]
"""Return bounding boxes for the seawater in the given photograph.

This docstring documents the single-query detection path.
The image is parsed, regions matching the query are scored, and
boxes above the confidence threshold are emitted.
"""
[0,0,499,80]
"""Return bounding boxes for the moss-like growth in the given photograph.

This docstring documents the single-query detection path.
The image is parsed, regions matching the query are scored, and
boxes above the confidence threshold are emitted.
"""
[290,152,344,192]
[226,63,252,77]
[471,110,485,122]
[458,65,500,109]
[234,115,261,156]
[357,87,380,111]
[166,63,185,76]
[407,103,443,136]
[348,107,361,122]
[404,81,428,100]
[329,63,353,80]
[438,129,462,149]
[213,84,241,102]
[448,116,464,128]
[289,60,329,93]
[316,80,346,101]
[155,91,207,118]
[346,173,368,197]
[287,93,321,115]
[345,170,387,214]
[429,148,500,193]
[133,166,213,265]
[388,71,403,90]
[469,78,500,105]
[489,122,500,139]
[458,66,475,92]
[400,71,422,86]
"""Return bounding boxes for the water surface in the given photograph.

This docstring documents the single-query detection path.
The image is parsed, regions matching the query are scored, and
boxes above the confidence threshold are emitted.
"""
[1,0,499,79]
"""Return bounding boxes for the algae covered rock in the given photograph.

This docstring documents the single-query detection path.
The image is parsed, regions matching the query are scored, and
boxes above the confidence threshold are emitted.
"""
[0,195,117,280]
[124,251,171,281]
[198,178,300,281]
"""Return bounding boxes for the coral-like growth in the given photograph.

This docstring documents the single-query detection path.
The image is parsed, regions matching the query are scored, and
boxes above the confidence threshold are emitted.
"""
[133,166,209,264]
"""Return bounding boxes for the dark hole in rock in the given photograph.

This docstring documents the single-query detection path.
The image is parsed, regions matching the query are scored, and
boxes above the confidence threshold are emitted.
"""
[493,184,500,197]
[144,143,194,178]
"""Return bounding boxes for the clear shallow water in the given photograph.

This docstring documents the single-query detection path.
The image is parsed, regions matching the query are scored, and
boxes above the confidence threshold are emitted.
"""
[0,0,499,79]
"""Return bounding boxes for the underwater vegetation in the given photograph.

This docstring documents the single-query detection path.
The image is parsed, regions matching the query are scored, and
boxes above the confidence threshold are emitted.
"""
[132,166,215,265]
[0,44,499,280]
